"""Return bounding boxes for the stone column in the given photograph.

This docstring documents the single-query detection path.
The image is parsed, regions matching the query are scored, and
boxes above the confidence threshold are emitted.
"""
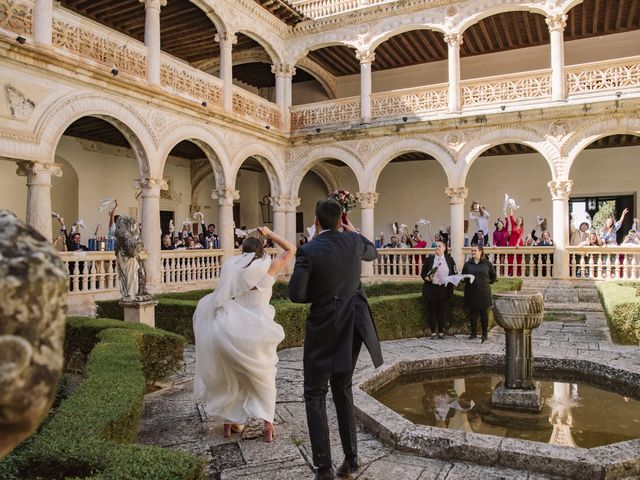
[213,188,239,258]
[139,0,166,87]
[356,192,379,280]
[548,180,572,278]
[272,64,296,131]
[547,14,567,101]
[445,187,468,269]
[33,0,53,47]
[445,33,463,113]
[215,32,237,112]
[16,160,62,241]
[270,195,290,242]
[356,50,375,123]
[135,177,166,293]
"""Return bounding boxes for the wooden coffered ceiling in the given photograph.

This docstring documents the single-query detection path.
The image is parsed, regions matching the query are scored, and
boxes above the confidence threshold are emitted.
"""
[252,0,306,25]
[309,0,640,76]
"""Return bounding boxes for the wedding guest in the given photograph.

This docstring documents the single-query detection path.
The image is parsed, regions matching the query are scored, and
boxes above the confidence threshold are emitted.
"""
[413,231,428,274]
[399,234,412,248]
[469,202,490,245]
[600,208,629,245]
[161,234,175,250]
[622,230,640,245]
[570,216,590,276]
[492,219,509,246]
[507,208,524,276]
[470,230,487,247]
[579,231,602,278]
[421,240,457,339]
[185,236,203,249]
[298,235,309,246]
[462,245,496,342]
[535,230,554,277]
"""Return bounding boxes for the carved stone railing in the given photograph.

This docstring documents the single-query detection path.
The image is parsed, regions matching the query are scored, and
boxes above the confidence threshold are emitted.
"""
[463,246,556,279]
[232,86,281,130]
[373,248,434,280]
[0,0,33,37]
[567,56,640,95]
[161,249,224,290]
[568,246,640,280]
[60,251,120,295]
[461,69,552,107]
[291,0,399,18]
[52,5,147,80]
[160,55,223,107]
[290,96,361,129]
[371,83,448,119]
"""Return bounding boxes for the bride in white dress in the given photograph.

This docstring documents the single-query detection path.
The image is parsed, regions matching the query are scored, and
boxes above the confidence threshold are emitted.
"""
[193,226,296,442]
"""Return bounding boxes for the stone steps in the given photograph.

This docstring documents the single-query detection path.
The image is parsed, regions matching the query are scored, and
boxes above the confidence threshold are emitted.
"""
[520,278,603,314]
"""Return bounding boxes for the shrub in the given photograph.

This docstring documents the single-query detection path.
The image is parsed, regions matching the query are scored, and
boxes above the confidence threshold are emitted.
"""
[0,327,204,480]
[598,281,640,344]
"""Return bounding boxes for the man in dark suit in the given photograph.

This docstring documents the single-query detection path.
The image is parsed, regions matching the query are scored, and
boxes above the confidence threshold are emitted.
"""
[421,240,457,339]
[289,200,383,480]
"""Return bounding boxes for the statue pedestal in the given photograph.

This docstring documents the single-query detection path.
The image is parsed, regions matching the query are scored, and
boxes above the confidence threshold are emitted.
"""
[119,300,157,328]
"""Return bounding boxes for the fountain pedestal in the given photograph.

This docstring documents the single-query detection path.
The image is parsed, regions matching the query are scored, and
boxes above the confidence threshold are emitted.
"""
[491,292,544,412]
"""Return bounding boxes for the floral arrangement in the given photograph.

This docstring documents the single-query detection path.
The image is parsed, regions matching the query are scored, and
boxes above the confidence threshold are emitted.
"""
[329,189,357,215]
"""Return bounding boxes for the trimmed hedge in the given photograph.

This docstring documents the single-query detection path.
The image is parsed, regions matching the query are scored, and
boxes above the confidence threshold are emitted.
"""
[0,321,204,480]
[598,281,640,345]
[97,279,520,346]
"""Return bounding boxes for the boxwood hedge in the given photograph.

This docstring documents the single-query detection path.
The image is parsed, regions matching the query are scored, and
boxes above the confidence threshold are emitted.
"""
[0,320,204,480]
[598,281,640,345]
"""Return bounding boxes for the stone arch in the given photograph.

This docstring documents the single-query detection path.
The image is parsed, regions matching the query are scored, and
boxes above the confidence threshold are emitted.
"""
[309,163,340,194]
[290,40,357,67]
[295,58,337,99]
[565,117,640,176]
[369,24,447,53]
[158,125,232,189]
[365,138,457,191]
[459,126,560,184]
[456,2,551,35]
[52,154,79,235]
[235,29,284,66]
[561,0,587,16]
[188,0,228,34]
[231,144,285,196]
[37,92,154,177]
[288,146,365,197]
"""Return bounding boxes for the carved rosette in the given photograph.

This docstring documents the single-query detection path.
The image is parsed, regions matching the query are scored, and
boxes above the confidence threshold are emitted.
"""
[356,192,379,209]
[548,180,573,200]
[546,14,568,33]
[15,161,63,186]
[212,188,240,206]
[445,187,468,204]
[134,177,169,197]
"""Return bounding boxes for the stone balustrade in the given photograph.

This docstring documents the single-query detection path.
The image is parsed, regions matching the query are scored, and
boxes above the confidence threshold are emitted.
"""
[291,0,398,19]
[370,84,448,119]
[160,249,224,292]
[60,251,120,295]
[566,56,640,96]
[232,86,281,130]
[373,248,434,280]
[290,95,361,129]
[567,246,640,281]
[461,69,552,107]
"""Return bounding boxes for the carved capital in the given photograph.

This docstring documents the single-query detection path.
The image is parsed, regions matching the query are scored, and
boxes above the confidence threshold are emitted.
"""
[16,161,62,185]
[444,33,463,47]
[356,192,379,209]
[138,0,167,10]
[212,188,240,206]
[444,187,468,204]
[548,180,573,200]
[214,32,238,48]
[270,195,300,212]
[134,177,169,195]
[271,63,296,78]
[546,14,567,33]
[356,49,375,64]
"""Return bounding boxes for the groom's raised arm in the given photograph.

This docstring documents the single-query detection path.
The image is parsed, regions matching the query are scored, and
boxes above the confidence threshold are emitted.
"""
[289,248,311,303]
[359,234,378,262]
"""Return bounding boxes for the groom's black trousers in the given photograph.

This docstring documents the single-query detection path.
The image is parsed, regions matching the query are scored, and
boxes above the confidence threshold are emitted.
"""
[303,333,363,471]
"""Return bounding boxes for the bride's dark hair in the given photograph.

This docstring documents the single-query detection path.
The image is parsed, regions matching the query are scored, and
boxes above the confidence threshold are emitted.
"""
[242,237,265,267]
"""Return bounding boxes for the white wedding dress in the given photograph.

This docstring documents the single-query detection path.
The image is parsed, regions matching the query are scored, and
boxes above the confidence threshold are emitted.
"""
[193,253,285,423]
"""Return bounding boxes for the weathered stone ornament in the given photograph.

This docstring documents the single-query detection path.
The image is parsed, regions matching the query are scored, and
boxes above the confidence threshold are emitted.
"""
[0,210,68,458]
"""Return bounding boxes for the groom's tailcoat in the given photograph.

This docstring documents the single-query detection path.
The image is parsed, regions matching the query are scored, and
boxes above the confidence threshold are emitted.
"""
[288,229,383,372]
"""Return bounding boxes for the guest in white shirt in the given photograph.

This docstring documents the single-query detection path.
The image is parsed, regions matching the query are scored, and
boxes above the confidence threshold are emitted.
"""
[420,240,457,339]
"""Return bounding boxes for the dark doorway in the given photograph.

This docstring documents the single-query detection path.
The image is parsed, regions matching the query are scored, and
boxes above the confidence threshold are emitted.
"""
[296,212,304,235]
[160,210,174,235]
[233,203,240,228]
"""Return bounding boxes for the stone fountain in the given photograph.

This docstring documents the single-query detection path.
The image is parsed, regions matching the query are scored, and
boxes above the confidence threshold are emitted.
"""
[491,291,545,412]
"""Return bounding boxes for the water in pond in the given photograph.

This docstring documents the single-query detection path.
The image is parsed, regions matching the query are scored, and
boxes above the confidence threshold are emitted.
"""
[373,369,640,448]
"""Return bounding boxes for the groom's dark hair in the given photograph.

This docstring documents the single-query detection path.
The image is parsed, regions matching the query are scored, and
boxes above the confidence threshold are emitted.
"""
[316,199,342,230]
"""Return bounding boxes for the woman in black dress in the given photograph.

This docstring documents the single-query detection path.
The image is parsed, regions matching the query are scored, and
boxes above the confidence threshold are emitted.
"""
[462,245,497,342]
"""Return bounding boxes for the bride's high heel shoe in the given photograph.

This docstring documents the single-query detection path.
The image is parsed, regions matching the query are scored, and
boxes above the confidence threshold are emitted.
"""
[263,421,275,443]
[223,423,232,438]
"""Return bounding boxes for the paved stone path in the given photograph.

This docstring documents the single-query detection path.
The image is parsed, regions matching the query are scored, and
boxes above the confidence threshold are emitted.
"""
[137,281,640,479]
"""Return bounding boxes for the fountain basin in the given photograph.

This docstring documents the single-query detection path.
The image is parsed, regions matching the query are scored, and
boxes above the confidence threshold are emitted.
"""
[492,291,544,330]
[354,353,640,479]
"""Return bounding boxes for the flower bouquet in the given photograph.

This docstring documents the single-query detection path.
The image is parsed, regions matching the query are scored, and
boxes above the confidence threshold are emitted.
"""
[329,189,357,224]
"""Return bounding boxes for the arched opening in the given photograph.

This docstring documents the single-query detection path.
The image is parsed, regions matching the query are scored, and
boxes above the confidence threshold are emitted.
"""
[297,159,360,241]
[51,116,143,248]
[375,151,449,247]
[229,33,278,101]
[233,156,278,238]
[51,156,79,241]
[305,45,359,99]
[569,134,640,245]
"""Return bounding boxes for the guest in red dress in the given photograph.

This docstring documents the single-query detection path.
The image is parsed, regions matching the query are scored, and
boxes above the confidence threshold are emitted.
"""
[507,208,524,276]
[492,218,509,275]
[413,231,428,275]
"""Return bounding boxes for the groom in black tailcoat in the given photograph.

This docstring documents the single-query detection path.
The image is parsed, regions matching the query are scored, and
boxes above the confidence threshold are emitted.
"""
[289,199,383,480]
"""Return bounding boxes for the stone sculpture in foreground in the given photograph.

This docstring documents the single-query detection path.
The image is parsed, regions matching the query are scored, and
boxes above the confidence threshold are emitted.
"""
[0,210,68,458]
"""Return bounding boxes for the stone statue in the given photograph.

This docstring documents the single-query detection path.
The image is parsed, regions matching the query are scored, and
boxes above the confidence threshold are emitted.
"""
[0,210,67,458]
[114,216,151,302]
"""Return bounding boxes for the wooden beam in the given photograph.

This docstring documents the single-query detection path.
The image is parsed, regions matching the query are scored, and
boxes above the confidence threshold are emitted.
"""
[593,0,601,34]
[628,0,638,28]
